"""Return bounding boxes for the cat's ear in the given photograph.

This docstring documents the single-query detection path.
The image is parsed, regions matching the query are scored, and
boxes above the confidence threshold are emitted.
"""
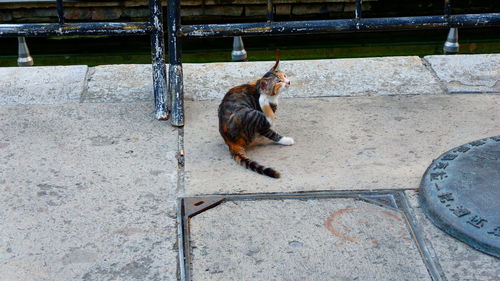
[259,77,274,94]
[269,49,280,72]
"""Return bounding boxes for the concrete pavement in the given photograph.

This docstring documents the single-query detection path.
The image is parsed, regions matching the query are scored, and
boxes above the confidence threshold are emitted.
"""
[1,54,499,280]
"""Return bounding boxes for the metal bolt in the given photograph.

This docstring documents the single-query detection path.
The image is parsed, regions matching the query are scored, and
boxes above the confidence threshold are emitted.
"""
[231,36,247,62]
[17,37,34,66]
[443,28,459,54]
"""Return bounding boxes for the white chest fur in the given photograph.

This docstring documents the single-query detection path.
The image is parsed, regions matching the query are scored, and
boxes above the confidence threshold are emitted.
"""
[259,94,278,125]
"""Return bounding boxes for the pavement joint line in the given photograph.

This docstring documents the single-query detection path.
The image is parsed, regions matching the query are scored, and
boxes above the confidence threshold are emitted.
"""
[181,187,418,198]
[421,57,449,95]
[446,91,500,95]
[397,191,448,281]
[176,189,446,281]
[175,126,187,281]
[79,67,95,103]
[176,126,186,196]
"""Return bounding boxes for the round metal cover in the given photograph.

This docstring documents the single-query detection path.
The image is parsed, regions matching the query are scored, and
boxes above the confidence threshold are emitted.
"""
[419,136,500,258]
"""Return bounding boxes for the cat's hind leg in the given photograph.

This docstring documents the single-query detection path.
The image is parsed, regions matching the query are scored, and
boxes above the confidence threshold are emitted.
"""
[260,128,294,146]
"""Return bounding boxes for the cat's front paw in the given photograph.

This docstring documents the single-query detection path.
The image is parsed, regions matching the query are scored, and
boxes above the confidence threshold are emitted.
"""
[278,136,295,146]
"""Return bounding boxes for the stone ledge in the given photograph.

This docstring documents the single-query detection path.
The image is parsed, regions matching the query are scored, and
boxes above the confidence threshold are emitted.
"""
[2,54,498,106]
[83,64,153,103]
[424,54,500,94]
[184,56,445,101]
[0,65,88,105]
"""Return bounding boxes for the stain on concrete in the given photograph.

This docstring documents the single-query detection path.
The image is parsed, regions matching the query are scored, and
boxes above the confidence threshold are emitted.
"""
[89,135,118,146]
[62,249,98,265]
[324,207,359,243]
[82,257,154,281]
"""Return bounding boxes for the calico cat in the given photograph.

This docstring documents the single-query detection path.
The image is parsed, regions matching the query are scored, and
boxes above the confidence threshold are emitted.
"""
[218,51,294,178]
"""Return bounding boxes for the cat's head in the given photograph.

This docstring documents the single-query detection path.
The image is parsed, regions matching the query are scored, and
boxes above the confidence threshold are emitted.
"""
[258,50,290,96]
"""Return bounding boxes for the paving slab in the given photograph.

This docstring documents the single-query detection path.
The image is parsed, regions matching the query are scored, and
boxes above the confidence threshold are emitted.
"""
[406,190,500,281]
[185,94,500,194]
[184,56,445,100]
[0,65,88,105]
[425,54,500,94]
[189,198,431,281]
[0,102,179,281]
[83,64,154,103]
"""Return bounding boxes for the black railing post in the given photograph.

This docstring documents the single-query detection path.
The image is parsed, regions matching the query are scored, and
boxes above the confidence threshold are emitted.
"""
[56,0,64,25]
[355,0,363,20]
[168,0,184,126]
[149,0,169,120]
[444,0,452,18]
[267,0,274,22]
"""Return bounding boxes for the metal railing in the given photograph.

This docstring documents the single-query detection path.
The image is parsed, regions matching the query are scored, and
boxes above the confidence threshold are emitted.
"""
[1,1,500,126]
[167,0,500,127]
[0,0,169,120]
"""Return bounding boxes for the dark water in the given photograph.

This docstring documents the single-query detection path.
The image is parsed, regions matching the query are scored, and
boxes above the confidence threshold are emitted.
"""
[0,28,499,66]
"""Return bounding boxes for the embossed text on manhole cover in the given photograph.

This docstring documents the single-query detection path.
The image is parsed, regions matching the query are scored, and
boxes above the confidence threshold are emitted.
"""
[419,136,500,257]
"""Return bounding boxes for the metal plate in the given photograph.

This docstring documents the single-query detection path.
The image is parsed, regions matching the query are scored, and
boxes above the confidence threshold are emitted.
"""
[178,191,446,281]
[419,136,500,257]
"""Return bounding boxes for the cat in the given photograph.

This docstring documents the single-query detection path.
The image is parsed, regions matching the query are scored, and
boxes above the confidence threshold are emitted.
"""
[218,51,294,178]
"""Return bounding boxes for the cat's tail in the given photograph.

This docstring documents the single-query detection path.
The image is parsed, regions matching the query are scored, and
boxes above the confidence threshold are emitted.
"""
[230,147,280,179]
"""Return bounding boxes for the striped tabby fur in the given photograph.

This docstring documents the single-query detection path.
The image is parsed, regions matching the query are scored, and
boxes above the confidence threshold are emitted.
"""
[218,51,293,178]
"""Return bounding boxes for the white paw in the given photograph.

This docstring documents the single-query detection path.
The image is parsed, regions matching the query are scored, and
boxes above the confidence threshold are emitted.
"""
[278,136,294,146]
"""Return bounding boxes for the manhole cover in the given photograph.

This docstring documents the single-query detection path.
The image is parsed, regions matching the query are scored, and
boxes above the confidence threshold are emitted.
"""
[419,136,500,257]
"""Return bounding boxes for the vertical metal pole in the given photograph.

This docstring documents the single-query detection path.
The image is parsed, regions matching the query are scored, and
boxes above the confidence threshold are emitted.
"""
[150,0,169,120]
[17,37,34,66]
[443,28,459,54]
[231,36,247,62]
[56,0,64,25]
[355,0,363,19]
[266,0,274,22]
[168,0,184,126]
[443,0,458,54]
[444,0,452,17]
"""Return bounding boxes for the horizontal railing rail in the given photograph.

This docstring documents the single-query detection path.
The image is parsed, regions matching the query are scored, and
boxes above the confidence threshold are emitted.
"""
[0,0,169,121]
[167,0,500,127]
[0,22,153,37]
[180,13,500,38]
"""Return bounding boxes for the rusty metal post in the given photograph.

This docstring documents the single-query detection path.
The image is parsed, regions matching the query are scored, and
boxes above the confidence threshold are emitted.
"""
[231,36,247,62]
[443,27,459,54]
[149,0,169,120]
[17,37,34,66]
[168,0,184,126]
